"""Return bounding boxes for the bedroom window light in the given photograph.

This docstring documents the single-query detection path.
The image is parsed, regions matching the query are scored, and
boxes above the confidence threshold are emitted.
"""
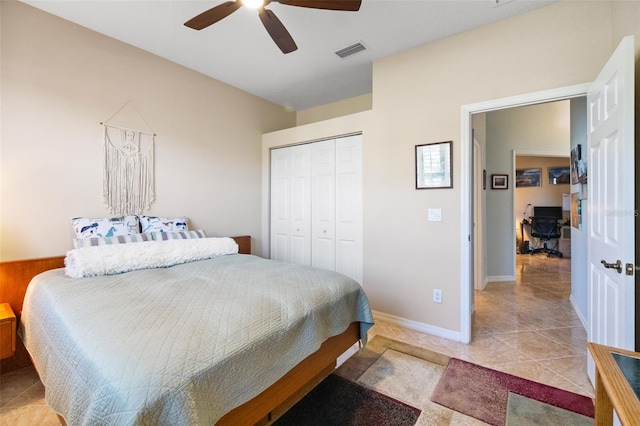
[242,0,264,8]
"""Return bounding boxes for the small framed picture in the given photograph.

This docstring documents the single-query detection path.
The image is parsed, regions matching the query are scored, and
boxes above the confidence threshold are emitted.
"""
[515,168,541,187]
[415,141,452,189]
[491,174,508,190]
[548,166,571,184]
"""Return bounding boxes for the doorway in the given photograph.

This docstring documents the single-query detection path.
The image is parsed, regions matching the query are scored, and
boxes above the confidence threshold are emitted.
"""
[460,84,590,343]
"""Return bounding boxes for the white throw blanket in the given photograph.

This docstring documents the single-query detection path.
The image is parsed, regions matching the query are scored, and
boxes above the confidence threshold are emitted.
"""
[65,237,238,278]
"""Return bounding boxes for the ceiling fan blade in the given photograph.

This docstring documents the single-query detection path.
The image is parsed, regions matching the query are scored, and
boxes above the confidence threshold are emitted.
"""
[184,1,243,30]
[258,9,298,54]
[275,0,361,12]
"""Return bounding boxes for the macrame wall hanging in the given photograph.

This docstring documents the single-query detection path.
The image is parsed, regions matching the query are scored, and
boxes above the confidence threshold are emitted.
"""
[101,101,156,215]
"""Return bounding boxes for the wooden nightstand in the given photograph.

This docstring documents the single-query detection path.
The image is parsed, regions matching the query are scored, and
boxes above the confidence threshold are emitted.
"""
[0,303,16,359]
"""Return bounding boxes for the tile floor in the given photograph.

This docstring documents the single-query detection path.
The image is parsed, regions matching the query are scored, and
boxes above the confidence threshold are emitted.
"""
[371,253,594,399]
[0,253,592,424]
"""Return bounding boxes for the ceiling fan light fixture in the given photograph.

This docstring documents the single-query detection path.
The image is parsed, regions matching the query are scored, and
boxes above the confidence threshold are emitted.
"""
[242,0,265,9]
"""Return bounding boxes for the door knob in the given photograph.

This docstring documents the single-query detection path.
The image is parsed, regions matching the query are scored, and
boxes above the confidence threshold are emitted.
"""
[601,259,622,274]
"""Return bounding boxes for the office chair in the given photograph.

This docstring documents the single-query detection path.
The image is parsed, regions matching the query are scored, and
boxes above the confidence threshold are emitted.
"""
[530,216,563,257]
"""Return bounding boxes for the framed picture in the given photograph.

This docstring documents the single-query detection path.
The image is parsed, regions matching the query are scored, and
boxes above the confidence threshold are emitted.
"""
[515,168,541,187]
[570,145,581,184]
[415,141,452,189]
[571,144,588,185]
[491,174,508,190]
[548,166,570,184]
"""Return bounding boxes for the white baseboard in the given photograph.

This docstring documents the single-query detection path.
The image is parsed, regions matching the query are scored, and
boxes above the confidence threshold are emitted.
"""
[487,275,516,283]
[474,276,489,291]
[372,310,462,342]
[569,294,588,330]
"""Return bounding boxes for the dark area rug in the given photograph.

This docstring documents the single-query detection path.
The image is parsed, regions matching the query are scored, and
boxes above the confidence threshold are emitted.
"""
[273,373,421,426]
[430,358,594,426]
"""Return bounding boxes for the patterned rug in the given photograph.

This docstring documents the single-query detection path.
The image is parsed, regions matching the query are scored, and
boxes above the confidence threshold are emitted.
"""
[431,357,594,426]
[275,336,594,425]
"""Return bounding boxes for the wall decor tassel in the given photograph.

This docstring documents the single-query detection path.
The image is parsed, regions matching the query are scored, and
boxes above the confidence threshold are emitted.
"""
[102,124,155,215]
[101,101,156,215]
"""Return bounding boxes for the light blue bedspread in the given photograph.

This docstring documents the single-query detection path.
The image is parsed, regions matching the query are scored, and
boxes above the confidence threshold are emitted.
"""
[20,254,374,425]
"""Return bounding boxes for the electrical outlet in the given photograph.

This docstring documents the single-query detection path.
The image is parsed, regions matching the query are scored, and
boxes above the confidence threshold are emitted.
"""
[428,208,442,222]
[433,289,443,304]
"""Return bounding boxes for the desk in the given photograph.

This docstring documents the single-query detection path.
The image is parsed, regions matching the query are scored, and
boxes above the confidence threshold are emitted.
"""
[588,342,640,425]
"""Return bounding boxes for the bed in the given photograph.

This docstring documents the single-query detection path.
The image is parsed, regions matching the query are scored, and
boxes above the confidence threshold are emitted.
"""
[8,235,374,425]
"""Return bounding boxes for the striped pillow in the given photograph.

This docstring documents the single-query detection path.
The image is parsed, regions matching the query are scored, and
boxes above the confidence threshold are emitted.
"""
[73,230,206,249]
[73,233,152,249]
[148,230,207,241]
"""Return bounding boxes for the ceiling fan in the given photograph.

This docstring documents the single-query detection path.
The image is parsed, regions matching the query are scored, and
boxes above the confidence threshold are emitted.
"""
[184,0,362,54]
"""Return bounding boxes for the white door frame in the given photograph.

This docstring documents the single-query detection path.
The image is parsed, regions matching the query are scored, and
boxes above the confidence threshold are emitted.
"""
[473,137,484,292]
[460,83,590,343]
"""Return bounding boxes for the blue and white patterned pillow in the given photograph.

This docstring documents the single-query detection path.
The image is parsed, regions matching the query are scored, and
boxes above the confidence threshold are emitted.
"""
[140,216,189,233]
[71,215,140,239]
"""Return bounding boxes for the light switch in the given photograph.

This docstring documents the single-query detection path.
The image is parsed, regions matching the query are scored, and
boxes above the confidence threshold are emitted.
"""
[428,208,442,221]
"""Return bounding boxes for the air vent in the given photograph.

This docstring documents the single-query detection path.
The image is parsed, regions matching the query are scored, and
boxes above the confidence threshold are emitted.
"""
[335,42,367,59]
[493,0,514,6]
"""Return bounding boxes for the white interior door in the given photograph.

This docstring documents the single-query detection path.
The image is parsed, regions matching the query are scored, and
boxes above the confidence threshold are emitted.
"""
[270,147,291,262]
[335,135,363,284]
[311,139,336,271]
[270,144,311,265]
[270,136,362,282]
[587,36,635,381]
[289,144,312,265]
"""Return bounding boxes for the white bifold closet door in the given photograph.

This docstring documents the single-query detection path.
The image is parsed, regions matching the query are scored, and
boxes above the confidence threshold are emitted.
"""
[270,134,362,284]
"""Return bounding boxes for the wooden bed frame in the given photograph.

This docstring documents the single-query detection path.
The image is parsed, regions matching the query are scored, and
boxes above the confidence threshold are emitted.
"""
[0,235,361,425]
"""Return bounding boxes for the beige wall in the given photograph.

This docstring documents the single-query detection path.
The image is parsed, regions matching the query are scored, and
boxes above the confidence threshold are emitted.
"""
[296,94,372,126]
[0,2,295,260]
[363,1,638,336]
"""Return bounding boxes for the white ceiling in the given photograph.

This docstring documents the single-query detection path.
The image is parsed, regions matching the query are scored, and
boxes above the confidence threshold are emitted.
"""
[22,0,556,111]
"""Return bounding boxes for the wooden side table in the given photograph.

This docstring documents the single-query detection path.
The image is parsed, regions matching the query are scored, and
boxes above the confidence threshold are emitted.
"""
[588,342,640,425]
[0,303,16,359]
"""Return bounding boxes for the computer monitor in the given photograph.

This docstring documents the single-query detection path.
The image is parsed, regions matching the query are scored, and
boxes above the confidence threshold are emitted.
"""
[533,206,563,220]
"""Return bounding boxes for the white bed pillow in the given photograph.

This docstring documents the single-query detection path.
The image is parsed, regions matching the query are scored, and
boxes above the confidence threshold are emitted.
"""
[65,237,239,278]
[71,215,140,239]
[140,216,189,233]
